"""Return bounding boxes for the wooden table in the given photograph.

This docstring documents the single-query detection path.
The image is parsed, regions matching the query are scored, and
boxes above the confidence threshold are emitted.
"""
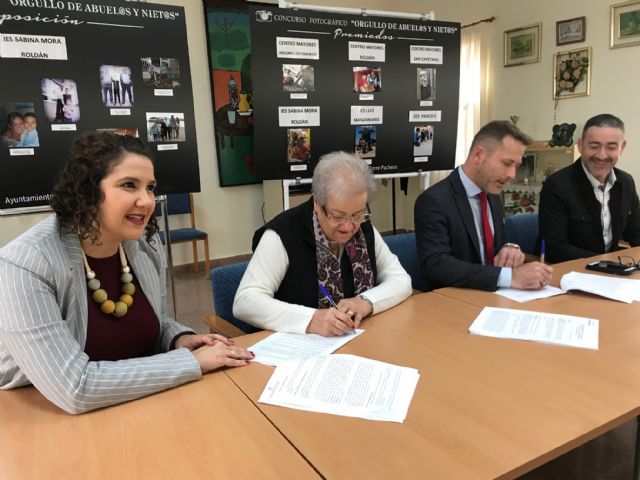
[0,372,318,480]
[433,247,640,478]
[229,292,640,479]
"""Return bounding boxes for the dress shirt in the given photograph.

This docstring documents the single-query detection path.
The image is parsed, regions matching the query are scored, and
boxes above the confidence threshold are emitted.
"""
[581,161,616,252]
[233,227,412,333]
[458,167,511,288]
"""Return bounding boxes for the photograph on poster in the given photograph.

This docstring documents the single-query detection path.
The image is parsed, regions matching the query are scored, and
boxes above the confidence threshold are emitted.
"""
[352,67,382,93]
[282,64,315,93]
[417,68,436,101]
[141,57,181,88]
[412,125,434,156]
[97,128,139,137]
[99,65,135,107]
[1,103,39,148]
[146,113,185,142]
[40,78,80,124]
[354,125,376,159]
[287,128,311,162]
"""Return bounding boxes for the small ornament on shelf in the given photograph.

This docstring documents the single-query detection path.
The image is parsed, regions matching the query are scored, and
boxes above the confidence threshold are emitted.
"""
[549,123,577,147]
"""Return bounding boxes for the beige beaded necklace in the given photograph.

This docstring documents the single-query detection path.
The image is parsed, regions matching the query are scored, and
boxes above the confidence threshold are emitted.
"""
[81,243,136,318]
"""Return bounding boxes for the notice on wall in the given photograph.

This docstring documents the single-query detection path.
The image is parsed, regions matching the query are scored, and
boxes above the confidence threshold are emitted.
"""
[348,41,385,62]
[0,0,199,213]
[409,110,442,122]
[251,5,460,180]
[350,105,383,125]
[409,45,443,64]
[0,33,68,60]
[276,37,320,59]
[278,106,321,127]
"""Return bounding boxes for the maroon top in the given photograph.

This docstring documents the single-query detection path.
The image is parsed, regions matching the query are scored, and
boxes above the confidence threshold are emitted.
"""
[84,251,160,361]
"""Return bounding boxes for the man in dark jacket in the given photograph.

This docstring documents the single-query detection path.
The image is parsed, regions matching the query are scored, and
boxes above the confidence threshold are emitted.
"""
[539,113,640,263]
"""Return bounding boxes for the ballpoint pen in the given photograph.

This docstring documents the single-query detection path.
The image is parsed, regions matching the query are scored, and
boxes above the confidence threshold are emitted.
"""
[540,239,546,265]
[318,283,355,333]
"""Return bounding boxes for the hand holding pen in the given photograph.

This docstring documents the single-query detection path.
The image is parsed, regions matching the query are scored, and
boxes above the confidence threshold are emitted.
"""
[305,284,356,337]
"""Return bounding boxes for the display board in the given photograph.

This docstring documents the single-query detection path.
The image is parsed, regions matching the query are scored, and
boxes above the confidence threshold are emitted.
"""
[250,5,460,180]
[0,0,199,213]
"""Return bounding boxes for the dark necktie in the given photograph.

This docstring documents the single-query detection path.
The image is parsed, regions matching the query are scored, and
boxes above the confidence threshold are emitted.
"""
[479,192,494,265]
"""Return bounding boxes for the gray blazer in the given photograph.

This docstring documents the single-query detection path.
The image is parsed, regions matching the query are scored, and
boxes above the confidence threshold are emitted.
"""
[0,216,201,414]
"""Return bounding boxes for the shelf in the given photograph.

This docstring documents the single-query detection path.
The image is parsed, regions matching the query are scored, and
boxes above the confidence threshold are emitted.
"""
[526,140,578,155]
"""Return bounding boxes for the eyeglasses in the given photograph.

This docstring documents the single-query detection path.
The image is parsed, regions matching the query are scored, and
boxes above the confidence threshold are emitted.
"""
[617,255,640,270]
[321,205,372,225]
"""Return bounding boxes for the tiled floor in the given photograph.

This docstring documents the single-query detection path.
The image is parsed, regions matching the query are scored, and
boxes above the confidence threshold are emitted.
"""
[169,264,636,479]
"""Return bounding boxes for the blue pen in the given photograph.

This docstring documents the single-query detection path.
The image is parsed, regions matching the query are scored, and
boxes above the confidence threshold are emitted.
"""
[318,283,355,333]
[540,239,546,265]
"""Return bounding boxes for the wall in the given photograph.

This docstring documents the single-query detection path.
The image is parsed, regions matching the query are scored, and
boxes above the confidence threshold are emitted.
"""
[5,1,633,264]
[487,0,639,182]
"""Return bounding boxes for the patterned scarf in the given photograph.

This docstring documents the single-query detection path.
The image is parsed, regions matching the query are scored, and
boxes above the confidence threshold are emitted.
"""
[313,212,374,308]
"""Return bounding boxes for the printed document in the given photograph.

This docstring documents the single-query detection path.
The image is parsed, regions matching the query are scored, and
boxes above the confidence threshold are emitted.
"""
[469,307,599,350]
[259,354,420,422]
[560,271,640,303]
[249,330,364,366]
[496,271,640,304]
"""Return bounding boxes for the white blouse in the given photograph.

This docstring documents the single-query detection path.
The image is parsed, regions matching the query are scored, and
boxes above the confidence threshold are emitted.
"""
[233,227,412,333]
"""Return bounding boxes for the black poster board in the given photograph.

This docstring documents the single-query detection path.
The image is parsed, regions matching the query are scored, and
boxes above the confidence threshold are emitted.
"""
[0,0,199,212]
[250,5,460,180]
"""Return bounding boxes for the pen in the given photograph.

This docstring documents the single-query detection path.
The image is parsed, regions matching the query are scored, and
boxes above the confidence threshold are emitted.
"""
[318,283,355,333]
[540,239,545,265]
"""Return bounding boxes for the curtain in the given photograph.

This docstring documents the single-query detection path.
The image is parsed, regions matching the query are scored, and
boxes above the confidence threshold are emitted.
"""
[455,28,482,167]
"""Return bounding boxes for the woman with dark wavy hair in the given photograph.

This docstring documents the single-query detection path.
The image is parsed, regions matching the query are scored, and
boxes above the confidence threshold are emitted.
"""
[0,131,253,414]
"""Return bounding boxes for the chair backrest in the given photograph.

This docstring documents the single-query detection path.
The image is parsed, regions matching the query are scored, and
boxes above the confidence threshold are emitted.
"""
[210,261,260,333]
[383,232,422,291]
[505,213,539,255]
[155,193,193,217]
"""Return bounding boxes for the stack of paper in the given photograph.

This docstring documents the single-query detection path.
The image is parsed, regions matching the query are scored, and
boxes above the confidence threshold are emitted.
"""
[469,306,599,350]
[249,330,364,366]
[259,354,420,423]
[560,271,640,303]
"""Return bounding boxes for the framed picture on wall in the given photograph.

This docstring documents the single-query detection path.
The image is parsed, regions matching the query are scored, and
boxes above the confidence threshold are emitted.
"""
[556,16,586,45]
[203,0,261,187]
[553,47,591,99]
[611,0,640,48]
[503,23,542,67]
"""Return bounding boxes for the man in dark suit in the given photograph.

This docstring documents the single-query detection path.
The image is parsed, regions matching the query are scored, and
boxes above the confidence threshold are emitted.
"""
[539,113,640,263]
[414,120,552,291]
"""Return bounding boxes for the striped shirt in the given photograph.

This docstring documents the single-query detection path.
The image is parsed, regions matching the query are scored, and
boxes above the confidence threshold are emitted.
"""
[0,215,201,414]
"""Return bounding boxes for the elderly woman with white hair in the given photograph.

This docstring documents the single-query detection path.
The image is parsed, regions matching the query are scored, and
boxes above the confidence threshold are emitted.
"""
[233,151,412,336]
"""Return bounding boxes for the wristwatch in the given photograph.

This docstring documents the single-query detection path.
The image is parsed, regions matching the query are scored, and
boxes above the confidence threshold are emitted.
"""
[358,294,374,316]
[503,242,521,250]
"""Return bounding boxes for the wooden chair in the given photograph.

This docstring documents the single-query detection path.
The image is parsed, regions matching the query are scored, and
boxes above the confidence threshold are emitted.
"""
[157,193,210,273]
[204,261,261,337]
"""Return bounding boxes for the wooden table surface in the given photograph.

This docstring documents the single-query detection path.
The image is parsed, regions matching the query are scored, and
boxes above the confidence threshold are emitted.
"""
[5,248,640,480]
[229,292,640,479]
[0,371,318,480]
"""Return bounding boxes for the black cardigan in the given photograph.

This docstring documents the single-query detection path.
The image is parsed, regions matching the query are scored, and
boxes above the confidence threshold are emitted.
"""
[252,198,377,307]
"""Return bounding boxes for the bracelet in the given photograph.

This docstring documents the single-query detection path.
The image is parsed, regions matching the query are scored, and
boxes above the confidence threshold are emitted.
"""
[358,294,374,316]
[503,242,521,250]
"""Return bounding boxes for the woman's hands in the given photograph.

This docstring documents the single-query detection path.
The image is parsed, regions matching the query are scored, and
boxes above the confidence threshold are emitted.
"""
[306,295,373,337]
[176,334,254,373]
[307,307,356,336]
[175,333,233,351]
[336,296,372,326]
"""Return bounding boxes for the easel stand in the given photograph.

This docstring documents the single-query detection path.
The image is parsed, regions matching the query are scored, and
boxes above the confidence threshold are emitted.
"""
[282,171,431,234]
[156,195,179,322]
